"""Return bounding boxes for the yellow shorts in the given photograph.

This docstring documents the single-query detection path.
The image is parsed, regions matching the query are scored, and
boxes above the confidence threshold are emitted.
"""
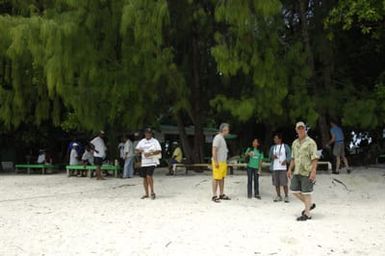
[212,161,227,180]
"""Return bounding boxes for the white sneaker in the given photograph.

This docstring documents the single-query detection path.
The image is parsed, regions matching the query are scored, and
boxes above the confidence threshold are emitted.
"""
[273,196,282,202]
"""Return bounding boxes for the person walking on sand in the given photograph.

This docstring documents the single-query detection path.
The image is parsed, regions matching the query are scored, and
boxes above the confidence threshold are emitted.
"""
[326,121,351,174]
[288,122,319,221]
[211,123,231,203]
[269,133,291,203]
[135,128,162,200]
[245,138,264,199]
[91,131,107,180]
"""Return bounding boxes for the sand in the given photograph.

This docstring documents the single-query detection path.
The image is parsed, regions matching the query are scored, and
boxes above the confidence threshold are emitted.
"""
[0,167,384,256]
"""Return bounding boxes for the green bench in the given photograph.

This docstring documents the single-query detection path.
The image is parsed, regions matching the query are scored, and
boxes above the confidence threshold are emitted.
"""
[15,164,55,175]
[66,164,120,178]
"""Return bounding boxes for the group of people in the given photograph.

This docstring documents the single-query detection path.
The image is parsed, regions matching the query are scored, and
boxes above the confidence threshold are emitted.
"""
[64,119,350,221]
[67,131,107,179]
[211,121,351,221]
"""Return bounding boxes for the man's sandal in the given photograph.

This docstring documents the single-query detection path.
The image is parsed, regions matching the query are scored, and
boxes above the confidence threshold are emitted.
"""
[151,193,156,200]
[141,195,149,199]
[212,196,221,203]
[301,203,316,216]
[297,214,312,221]
[219,194,231,200]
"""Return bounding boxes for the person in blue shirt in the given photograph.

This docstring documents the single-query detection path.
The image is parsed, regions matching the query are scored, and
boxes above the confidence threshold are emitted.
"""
[327,121,351,174]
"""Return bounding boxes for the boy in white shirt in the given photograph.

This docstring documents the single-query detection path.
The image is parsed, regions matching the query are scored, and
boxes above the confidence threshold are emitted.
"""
[82,144,94,165]
[268,133,291,203]
[135,128,162,200]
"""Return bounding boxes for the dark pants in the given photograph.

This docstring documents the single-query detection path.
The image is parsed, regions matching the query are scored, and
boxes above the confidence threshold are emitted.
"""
[247,167,259,196]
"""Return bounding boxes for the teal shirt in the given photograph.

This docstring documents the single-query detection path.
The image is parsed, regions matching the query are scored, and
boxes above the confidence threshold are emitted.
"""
[245,148,264,169]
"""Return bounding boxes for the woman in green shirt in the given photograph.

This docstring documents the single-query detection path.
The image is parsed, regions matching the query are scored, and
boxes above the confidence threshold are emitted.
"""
[245,138,264,199]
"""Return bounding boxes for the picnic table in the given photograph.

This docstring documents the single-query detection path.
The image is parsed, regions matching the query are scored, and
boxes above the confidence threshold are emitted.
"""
[66,164,120,178]
[15,164,55,175]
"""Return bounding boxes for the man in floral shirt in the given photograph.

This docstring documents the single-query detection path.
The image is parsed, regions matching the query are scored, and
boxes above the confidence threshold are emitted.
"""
[288,122,319,221]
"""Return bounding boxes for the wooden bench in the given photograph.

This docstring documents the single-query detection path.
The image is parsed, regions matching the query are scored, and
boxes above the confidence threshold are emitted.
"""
[15,164,55,175]
[174,161,331,175]
[66,164,120,178]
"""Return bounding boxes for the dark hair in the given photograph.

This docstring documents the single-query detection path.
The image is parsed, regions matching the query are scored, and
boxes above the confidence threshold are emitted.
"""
[274,133,283,140]
[252,138,261,145]
[330,119,339,126]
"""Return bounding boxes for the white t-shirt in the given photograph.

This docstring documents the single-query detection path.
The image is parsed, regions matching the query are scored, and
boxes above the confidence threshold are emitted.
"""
[135,138,162,167]
[69,149,80,165]
[82,150,94,164]
[91,136,107,158]
[37,153,46,164]
[118,143,125,159]
[273,144,287,171]
[212,134,228,162]
[124,139,135,158]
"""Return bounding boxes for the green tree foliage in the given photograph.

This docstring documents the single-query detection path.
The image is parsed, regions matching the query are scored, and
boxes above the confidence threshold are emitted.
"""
[326,0,385,129]
[211,1,289,121]
[1,0,385,162]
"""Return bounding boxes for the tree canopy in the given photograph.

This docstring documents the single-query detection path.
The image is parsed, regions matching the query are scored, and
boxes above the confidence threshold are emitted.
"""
[1,0,385,161]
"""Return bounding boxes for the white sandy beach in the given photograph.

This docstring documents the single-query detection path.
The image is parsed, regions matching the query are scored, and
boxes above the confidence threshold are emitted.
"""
[0,167,384,256]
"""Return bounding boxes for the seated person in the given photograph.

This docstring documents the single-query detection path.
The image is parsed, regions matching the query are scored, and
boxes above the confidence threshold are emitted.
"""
[69,144,81,165]
[167,142,183,175]
[37,149,47,164]
[79,144,94,176]
[69,143,82,176]
[82,144,94,165]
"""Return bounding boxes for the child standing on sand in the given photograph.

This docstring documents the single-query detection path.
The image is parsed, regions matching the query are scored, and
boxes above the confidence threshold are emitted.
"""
[245,138,264,199]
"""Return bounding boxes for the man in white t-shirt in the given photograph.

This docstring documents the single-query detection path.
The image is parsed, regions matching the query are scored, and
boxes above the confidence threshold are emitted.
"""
[135,128,162,200]
[211,123,231,203]
[90,130,107,180]
[268,133,291,203]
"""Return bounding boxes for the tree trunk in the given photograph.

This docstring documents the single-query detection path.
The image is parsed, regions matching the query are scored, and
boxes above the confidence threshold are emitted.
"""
[263,123,273,154]
[298,0,330,147]
[318,114,330,148]
[298,0,315,72]
[175,111,193,163]
[190,28,205,163]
